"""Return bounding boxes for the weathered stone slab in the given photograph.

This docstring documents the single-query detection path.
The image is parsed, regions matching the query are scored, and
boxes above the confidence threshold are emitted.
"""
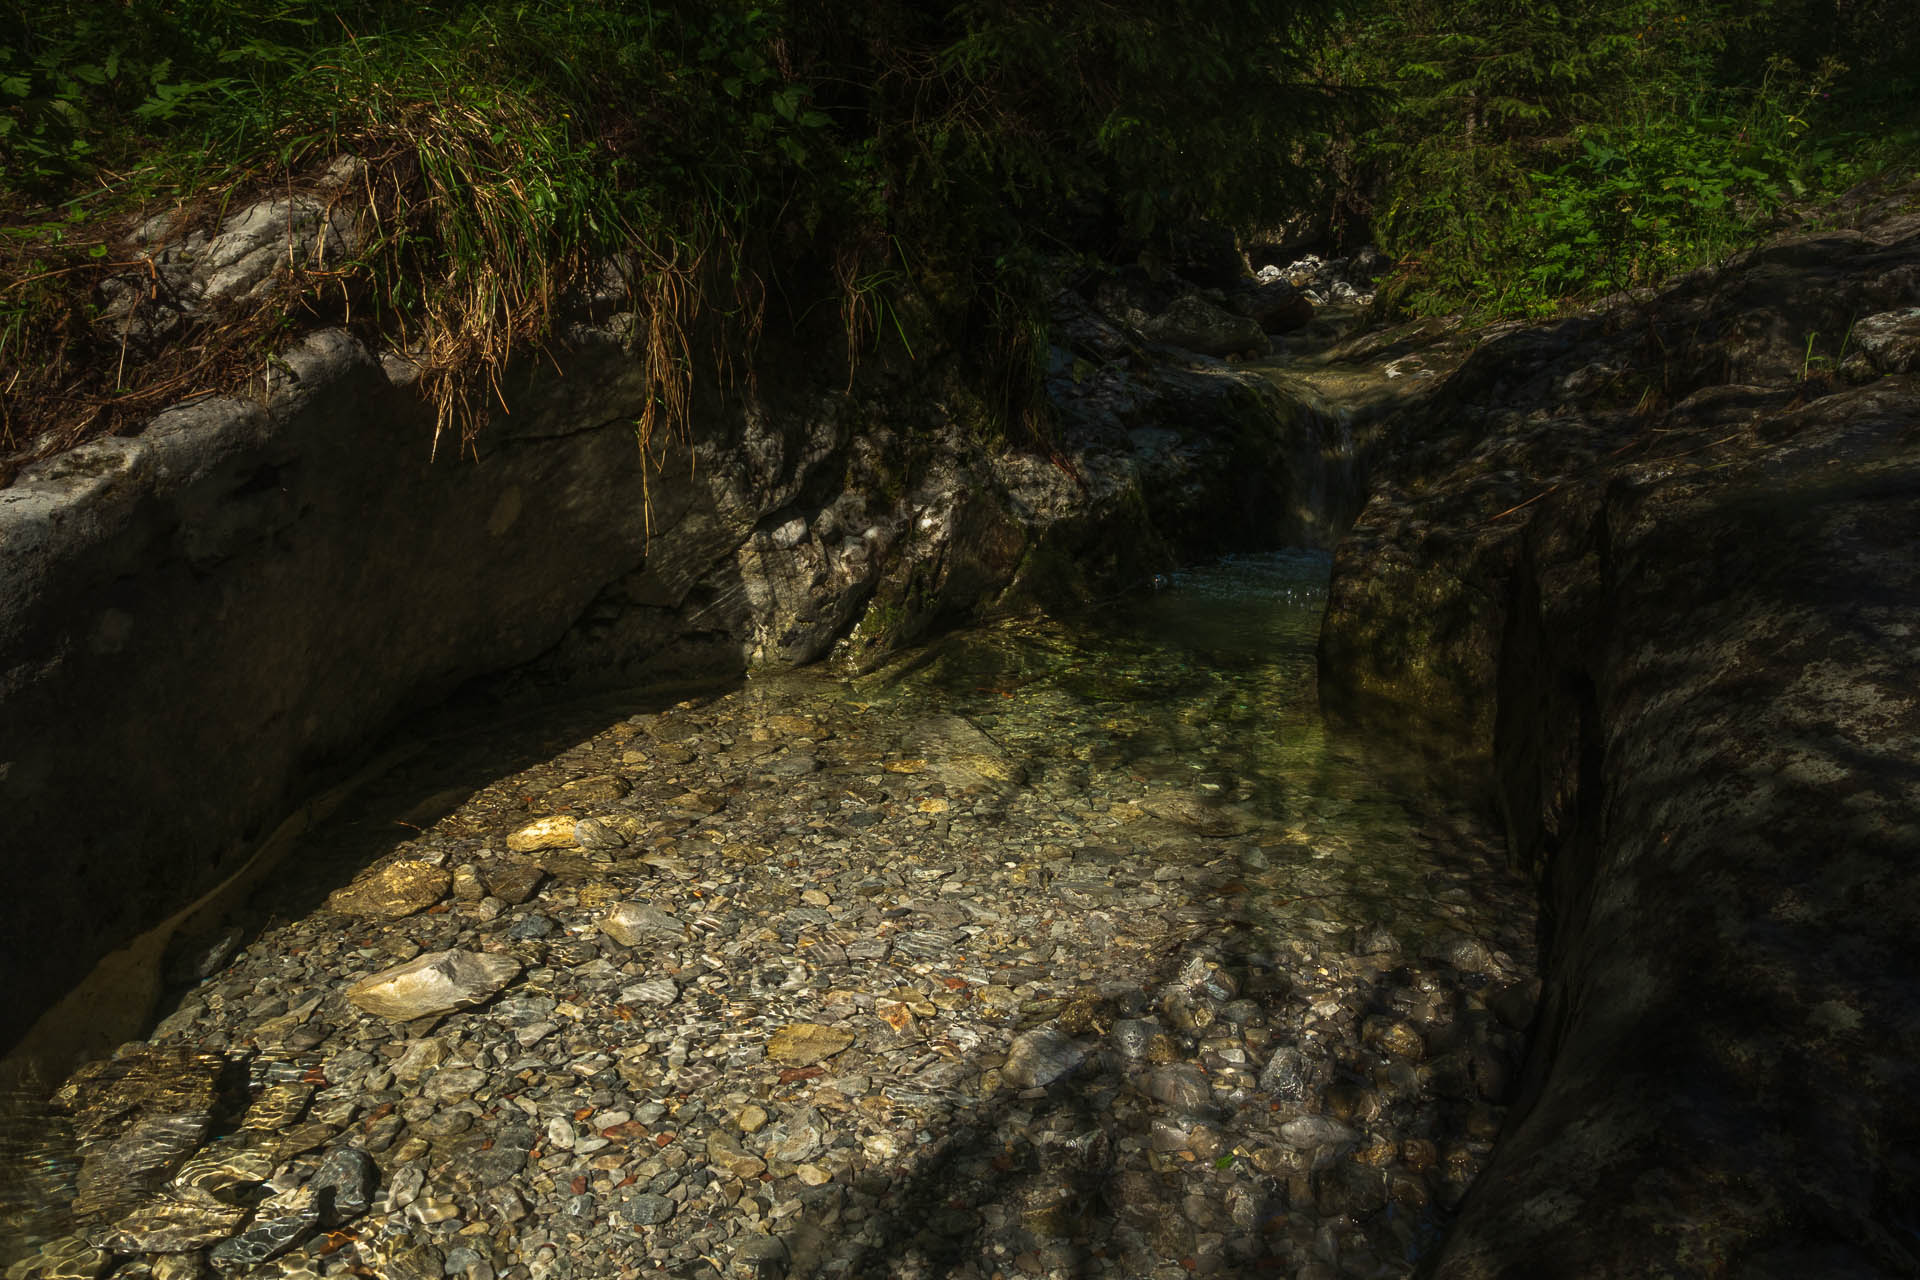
[765,1024,854,1067]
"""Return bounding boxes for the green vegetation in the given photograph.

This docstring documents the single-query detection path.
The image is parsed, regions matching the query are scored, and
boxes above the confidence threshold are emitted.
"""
[3,1,1916,476]
[0,0,1338,473]
[1323,0,1920,315]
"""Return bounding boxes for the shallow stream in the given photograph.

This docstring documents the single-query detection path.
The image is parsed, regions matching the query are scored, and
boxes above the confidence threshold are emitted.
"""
[3,549,1537,1280]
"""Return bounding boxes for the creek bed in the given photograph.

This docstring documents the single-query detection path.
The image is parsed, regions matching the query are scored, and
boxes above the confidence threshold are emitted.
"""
[2,551,1536,1280]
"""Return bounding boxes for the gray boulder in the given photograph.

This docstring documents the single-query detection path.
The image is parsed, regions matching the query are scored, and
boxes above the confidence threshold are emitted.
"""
[1141,294,1270,358]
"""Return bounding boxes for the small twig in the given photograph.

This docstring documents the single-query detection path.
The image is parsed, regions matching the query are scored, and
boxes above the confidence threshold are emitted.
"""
[1483,428,1746,526]
[1651,430,1745,461]
[115,306,133,392]
[3,261,146,289]
[1483,482,1563,524]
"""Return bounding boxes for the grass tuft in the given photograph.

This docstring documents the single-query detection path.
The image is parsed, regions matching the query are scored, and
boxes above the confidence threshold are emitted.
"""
[2,0,1344,484]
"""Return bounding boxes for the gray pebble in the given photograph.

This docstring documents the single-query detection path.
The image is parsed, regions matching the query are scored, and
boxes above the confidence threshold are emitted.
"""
[621,1194,677,1226]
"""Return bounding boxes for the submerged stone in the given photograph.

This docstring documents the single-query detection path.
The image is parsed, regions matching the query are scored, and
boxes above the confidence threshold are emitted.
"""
[344,950,521,1020]
[766,1024,855,1067]
[324,860,450,920]
[310,1146,378,1224]
[206,1183,318,1268]
[1278,1115,1358,1149]
[485,862,545,905]
[88,1196,246,1252]
[1003,1027,1085,1089]
[600,902,688,946]
[506,816,579,853]
[620,1194,676,1226]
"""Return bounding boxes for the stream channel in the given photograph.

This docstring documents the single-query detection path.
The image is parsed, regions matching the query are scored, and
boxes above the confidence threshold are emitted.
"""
[3,350,1539,1280]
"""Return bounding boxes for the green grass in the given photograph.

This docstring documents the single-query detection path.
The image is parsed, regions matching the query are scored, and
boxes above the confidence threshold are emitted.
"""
[1326,0,1920,320]
[0,2,853,468]
[0,0,1342,481]
[13,0,1906,479]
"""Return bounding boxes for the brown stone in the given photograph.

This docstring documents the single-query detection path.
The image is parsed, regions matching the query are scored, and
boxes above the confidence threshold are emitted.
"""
[485,861,545,905]
[705,1133,766,1181]
[556,774,630,803]
[766,1024,855,1067]
[326,860,450,920]
[1361,1017,1424,1061]
[506,816,578,852]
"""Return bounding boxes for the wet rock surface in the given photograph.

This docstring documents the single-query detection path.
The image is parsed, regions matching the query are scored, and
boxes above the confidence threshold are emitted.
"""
[1319,185,1920,1272]
[2,555,1533,1279]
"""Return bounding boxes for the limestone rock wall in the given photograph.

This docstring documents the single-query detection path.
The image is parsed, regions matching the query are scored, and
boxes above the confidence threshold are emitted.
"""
[1318,189,1920,1273]
[0,285,1355,1055]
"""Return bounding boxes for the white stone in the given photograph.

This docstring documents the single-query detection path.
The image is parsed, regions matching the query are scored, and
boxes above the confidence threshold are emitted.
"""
[1278,1115,1359,1149]
[345,950,522,1020]
[507,816,579,852]
[1002,1027,1085,1089]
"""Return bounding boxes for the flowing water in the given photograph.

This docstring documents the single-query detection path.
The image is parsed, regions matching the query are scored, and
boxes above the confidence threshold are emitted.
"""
[2,549,1536,1280]
[857,552,1498,957]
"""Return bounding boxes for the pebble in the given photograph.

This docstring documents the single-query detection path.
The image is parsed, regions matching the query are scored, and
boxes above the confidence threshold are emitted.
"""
[600,903,686,946]
[310,1145,378,1223]
[1144,1064,1213,1113]
[485,863,544,905]
[206,1184,319,1267]
[1003,1027,1085,1088]
[1259,1046,1310,1101]
[706,1134,766,1180]
[5,586,1538,1280]
[620,1194,676,1226]
[765,1024,855,1067]
[1280,1115,1361,1149]
[571,818,626,850]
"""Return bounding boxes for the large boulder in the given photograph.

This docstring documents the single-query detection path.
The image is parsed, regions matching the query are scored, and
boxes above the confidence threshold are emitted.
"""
[1224,278,1316,333]
[1140,293,1270,358]
[1318,192,1920,1273]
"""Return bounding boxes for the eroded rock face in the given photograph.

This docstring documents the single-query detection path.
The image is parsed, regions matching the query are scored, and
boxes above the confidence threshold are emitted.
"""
[1318,187,1920,1273]
[90,161,367,354]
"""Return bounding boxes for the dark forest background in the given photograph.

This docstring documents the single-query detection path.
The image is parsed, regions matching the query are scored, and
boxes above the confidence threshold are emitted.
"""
[4,0,1916,450]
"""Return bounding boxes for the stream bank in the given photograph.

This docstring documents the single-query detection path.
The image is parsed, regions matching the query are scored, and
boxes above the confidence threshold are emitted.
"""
[1321,182,1920,1275]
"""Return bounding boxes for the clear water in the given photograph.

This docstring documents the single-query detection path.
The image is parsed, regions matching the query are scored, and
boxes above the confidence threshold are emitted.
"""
[1,548,1534,1276]
[857,549,1526,958]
